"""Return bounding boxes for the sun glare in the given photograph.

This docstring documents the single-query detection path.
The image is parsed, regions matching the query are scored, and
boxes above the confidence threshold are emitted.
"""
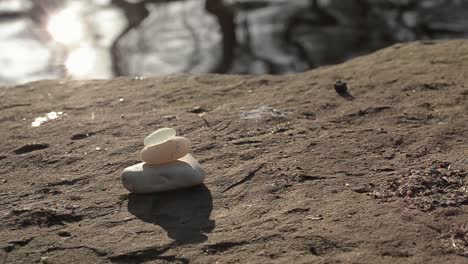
[47,4,86,45]
[65,44,96,77]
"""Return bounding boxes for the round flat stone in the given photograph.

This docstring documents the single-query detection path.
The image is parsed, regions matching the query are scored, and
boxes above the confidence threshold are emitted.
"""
[121,154,204,193]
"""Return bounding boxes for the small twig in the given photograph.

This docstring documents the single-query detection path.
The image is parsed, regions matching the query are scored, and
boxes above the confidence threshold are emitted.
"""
[199,114,210,127]
[220,80,247,92]
[223,163,266,192]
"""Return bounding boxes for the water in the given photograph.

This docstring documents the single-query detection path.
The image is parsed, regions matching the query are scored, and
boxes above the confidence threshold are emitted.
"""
[1,0,468,85]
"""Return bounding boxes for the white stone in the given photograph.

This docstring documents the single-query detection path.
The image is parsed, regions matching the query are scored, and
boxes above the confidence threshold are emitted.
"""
[121,154,205,193]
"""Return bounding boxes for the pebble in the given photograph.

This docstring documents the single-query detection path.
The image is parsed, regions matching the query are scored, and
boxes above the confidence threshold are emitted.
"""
[334,80,348,94]
[140,136,190,165]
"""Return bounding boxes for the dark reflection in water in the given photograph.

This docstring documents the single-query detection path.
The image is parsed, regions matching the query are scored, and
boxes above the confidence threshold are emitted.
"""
[127,184,215,244]
[1,0,468,85]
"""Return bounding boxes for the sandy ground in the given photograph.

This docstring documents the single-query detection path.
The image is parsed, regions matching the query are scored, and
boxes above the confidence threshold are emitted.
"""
[0,40,467,264]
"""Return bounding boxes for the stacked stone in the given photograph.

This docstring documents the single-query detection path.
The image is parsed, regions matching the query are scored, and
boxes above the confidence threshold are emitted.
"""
[121,128,205,193]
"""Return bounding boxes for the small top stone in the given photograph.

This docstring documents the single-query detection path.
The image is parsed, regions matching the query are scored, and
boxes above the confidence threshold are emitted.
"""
[140,128,191,165]
[144,127,176,147]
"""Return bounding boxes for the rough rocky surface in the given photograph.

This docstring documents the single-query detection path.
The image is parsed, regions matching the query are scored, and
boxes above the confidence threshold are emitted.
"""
[0,40,467,263]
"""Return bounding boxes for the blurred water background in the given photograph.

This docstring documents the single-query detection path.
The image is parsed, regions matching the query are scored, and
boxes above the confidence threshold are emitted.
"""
[1,0,468,85]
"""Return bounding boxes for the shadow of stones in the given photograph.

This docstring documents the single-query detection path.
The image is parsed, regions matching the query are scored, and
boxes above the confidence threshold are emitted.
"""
[128,184,215,244]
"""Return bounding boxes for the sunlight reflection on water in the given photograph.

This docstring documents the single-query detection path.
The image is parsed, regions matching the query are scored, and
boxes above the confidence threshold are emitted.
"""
[45,1,121,80]
[0,0,219,84]
[47,3,86,46]
[69,44,114,78]
[65,45,96,77]
[2,0,468,85]
[0,0,123,85]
